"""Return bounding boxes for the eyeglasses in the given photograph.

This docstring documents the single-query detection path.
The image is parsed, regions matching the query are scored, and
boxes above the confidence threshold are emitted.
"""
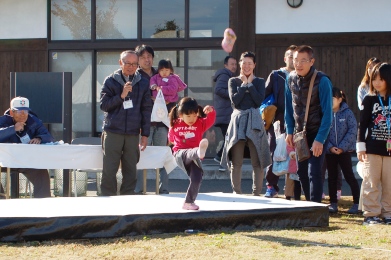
[293,59,312,65]
[122,61,139,67]
[12,110,28,115]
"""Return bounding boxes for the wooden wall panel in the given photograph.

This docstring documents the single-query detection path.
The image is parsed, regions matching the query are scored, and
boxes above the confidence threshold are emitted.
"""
[255,32,391,120]
[0,39,47,112]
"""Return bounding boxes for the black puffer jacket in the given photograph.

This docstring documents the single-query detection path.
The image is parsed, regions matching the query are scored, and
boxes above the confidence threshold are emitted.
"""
[100,69,153,136]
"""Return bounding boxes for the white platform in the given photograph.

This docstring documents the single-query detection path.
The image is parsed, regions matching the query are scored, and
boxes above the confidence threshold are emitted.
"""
[0,193,329,242]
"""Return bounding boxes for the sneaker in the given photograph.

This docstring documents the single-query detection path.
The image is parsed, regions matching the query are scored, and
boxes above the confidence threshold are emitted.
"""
[384,217,391,225]
[347,204,359,214]
[322,193,325,199]
[182,202,199,210]
[328,203,338,213]
[363,216,383,226]
[197,139,208,159]
[218,166,226,172]
[214,156,221,163]
[264,186,278,198]
[337,190,342,200]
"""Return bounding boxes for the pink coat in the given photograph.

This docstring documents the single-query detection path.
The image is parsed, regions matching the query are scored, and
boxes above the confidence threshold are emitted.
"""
[150,74,187,103]
[287,145,297,173]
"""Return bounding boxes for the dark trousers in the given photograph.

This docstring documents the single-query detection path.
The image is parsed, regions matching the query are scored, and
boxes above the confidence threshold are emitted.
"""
[326,153,360,204]
[321,159,342,190]
[11,168,51,198]
[216,124,228,159]
[179,148,203,203]
[297,135,326,203]
[101,131,139,196]
[294,180,302,200]
[265,123,280,192]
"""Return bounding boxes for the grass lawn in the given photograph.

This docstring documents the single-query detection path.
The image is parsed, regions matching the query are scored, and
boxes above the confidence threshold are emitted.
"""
[0,197,390,260]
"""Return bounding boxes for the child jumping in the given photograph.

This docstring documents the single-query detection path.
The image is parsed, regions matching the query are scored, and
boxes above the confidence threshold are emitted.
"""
[357,62,391,225]
[168,97,216,210]
[326,87,360,214]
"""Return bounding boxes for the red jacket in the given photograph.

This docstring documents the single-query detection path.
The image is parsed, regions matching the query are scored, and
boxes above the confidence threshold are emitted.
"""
[168,110,216,152]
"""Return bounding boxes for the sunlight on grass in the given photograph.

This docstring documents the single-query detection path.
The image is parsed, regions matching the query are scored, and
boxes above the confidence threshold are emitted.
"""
[1,197,390,259]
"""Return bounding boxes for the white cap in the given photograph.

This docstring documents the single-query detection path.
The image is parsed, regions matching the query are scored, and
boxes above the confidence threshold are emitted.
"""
[10,96,30,111]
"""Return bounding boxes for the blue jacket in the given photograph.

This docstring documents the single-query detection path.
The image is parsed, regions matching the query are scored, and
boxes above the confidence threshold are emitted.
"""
[100,69,153,136]
[0,110,54,143]
[213,68,233,125]
[326,102,357,153]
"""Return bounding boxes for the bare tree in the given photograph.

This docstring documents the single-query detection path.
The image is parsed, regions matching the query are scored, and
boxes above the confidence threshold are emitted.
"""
[52,0,124,39]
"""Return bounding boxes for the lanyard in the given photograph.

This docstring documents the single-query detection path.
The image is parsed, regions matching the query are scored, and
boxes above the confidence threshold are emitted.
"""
[378,94,391,138]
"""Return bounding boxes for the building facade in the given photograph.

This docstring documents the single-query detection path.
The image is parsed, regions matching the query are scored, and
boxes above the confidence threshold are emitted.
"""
[1,0,390,157]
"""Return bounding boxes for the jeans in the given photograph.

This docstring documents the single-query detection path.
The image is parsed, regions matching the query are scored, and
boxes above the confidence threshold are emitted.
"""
[135,125,169,193]
[296,135,326,203]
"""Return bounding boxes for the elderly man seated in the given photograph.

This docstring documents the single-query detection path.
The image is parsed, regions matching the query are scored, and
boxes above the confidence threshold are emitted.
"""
[0,97,54,198]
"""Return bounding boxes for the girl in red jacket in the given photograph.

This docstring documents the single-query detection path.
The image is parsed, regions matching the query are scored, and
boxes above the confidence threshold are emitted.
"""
[168,97,216,210]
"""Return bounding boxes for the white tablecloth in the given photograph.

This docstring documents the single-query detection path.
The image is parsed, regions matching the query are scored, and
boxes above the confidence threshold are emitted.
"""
[0,144,176,173]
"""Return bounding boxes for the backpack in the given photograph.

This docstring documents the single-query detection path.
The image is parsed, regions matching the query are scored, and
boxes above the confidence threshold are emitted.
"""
[260,70,279,130]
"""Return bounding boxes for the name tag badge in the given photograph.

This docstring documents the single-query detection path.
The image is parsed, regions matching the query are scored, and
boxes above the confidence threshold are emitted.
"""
[123,99,133,109]
[20,134,31,144]
[184,132,195,139]
[162,78,169,82]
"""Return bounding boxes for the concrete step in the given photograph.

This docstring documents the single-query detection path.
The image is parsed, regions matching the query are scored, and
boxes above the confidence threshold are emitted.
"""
[133,156,362,180]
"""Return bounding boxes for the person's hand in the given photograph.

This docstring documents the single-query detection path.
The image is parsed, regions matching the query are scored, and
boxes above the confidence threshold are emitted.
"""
[29,138,41,144]
[336,148,343,154]
[203,105,214,114]
[156,86,162,92]
[121,82,133,99]
[311,140,323,157]
[329,146,339,154]
[286,134,294,147]
[357,151,367,162]
[139,136,148,151]
[14,122,25,132]
[247,73,254,84]
[240,74,248,85]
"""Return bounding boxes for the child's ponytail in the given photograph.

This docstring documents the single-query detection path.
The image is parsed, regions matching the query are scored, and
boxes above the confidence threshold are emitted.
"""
[332,87,348,103]
[198,105,206,118]
[169,105,179,127]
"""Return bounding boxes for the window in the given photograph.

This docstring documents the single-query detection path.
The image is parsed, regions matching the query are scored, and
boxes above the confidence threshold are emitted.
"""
[96,0,137,39]
[142,0,185,38]
[187,49,228,157]
[51,0,92,40]
[189,0,228,37]
[50,51,93,139]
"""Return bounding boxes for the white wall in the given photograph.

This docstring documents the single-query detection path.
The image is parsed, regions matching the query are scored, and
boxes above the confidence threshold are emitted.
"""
[256,0,391,34]
[0,0,47,39]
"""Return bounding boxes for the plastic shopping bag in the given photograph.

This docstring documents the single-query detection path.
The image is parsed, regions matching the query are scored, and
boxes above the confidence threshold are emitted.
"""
[272,157,289,176]
[151,90,170,127]
[273,121,287,162]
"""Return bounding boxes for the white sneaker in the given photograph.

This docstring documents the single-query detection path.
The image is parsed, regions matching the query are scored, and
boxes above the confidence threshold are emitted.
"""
[197,138,209,159]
